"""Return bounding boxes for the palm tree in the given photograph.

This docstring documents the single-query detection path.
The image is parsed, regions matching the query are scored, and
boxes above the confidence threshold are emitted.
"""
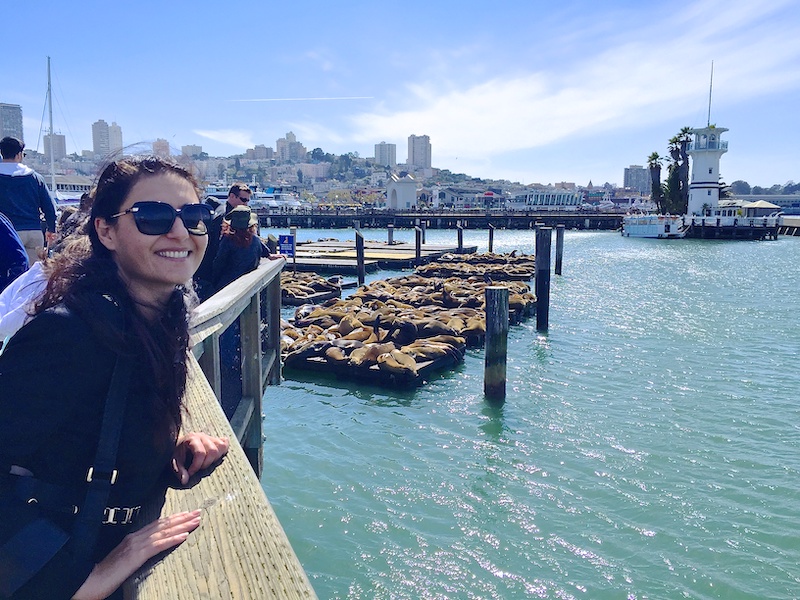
[647,152,665,213]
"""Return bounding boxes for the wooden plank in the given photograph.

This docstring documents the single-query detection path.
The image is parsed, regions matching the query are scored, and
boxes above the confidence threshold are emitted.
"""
[125,357,317,600]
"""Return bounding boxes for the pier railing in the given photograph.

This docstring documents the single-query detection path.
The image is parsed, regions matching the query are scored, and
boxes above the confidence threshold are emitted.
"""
[125,257,319,599]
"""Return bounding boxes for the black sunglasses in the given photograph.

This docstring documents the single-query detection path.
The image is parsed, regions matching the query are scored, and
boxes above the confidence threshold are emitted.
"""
[110,201,213,236]
[238,195,251,203]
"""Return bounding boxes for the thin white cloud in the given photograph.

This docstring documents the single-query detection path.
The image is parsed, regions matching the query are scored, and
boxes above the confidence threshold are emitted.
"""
[294,0,800,171]
[193,129,254,149]
[232,97,374,102]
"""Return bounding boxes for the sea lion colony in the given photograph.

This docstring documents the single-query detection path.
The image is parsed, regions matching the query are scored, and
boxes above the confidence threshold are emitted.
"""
[281,256,536,385]
[415,252,535,281]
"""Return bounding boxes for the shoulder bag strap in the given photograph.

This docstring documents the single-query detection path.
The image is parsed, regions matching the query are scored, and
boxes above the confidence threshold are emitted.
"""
[69,350,134,560]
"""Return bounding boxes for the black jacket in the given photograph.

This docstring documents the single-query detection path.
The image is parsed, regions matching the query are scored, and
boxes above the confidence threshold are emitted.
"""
[0,303,175,599]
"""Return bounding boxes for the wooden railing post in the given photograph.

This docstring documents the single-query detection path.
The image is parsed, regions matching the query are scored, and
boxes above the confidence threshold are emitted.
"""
[238,293,263,475]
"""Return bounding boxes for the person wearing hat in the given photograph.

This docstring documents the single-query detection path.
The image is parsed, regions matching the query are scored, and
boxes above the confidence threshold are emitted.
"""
[0,136,57,265]
[211,205,273,292]
[211,205,281,416]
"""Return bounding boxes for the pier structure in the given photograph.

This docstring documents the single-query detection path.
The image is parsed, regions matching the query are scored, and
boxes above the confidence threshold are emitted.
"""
[127,258,318,599]
[254,208,622,232]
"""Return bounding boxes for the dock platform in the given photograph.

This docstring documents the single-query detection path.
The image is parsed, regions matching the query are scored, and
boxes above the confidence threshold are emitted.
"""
[292,239,477,272]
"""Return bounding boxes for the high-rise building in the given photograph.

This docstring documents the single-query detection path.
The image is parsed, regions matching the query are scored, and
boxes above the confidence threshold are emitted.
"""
[108,122,123,155]
[0,103,24,142]
[92,119,110,157]
[374,142,396,168]
[623,165,650,194]
[408,134,431,169]
[44,133,67,161]
[276,131,307,163]
[181,144,203,157]
[152,138,170,158]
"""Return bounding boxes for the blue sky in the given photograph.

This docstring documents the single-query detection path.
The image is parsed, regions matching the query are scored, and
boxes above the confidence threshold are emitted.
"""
[6,0,799,187]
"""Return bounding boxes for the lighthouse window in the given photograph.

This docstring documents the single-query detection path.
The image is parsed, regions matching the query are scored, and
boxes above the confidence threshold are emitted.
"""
[708,190,711,195]
[709,168,713,174]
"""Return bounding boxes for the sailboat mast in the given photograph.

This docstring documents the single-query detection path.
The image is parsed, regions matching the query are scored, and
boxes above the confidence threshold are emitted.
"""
[707,60,714,127]
[47,56,56,198]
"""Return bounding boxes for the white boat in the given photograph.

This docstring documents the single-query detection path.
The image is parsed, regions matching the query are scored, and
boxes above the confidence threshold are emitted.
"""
[621,214,688,238]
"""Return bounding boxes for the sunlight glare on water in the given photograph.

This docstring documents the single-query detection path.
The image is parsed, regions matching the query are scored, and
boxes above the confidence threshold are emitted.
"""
[261,228,800,599]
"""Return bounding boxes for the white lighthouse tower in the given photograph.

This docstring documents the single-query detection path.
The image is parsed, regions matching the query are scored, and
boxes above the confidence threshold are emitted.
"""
[686,125,728,216]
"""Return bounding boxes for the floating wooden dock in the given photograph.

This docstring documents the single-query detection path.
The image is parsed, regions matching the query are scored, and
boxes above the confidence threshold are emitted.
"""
[290,239,477,272]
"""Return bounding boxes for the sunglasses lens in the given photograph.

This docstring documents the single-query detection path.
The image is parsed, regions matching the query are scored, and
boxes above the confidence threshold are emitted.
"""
[180,204,211,235]
[133,203,175,235]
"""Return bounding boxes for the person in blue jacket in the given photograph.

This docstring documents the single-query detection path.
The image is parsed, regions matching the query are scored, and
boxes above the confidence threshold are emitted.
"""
[0,211,28,293]
[0,137,57,265]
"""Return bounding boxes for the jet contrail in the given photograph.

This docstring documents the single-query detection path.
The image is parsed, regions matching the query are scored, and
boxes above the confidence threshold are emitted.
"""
[232,96,373,102]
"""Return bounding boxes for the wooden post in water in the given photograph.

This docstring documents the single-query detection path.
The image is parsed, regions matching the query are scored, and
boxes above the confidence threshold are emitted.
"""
[484,286,509,404]
[488,224,495,253]
[356,230,366,285]
[457,225,464,253]
[354,219,361,231]
[290,226,297,273]
[535,227,552,331]
[415,226,422,266]
[421,220,427,244]
[387,223,394,245]
[555,224,565,275]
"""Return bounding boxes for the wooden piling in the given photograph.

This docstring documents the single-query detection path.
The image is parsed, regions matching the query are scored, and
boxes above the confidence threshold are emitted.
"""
[535,227,552,332]
[555,224,565,275]
[289,226,297,273]
[356,230,366,285]
[421,220,427,244]
[387,223,394,245]
[457,225,464,253]
[488,224,495,253]
[484,286,509,404]
[415,226,422,266]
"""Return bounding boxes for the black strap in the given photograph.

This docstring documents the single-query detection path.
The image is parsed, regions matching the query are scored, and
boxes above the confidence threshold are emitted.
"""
[69,350,134,560]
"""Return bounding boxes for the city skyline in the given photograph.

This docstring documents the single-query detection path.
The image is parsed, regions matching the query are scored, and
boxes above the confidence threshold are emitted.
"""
[4,0,799,188]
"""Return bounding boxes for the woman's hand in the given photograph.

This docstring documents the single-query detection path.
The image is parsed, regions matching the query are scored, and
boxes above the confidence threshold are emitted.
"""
[72,510,202,600]
[172,432,229,485]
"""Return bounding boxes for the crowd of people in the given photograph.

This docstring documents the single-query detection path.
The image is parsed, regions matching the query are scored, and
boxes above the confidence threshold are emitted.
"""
[0,142,282,599]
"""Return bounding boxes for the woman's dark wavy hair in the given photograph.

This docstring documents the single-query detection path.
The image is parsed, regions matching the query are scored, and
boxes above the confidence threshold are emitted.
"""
[35,155,203,439]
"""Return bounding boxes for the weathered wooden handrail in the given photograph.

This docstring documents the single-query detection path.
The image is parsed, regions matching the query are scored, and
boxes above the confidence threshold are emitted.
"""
[190,257,284,473]
[124,355,317,599]
[126,256,319,598]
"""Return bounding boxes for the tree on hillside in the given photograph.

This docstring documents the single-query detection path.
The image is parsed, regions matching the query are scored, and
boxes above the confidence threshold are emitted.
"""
[730,180,751,195]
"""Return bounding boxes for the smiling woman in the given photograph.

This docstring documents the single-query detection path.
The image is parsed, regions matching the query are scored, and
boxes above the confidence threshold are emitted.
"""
[0,156,228,600]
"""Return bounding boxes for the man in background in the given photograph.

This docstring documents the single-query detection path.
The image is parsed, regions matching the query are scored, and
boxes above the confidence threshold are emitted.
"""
[194,182,252,301]
[0,137,57,264]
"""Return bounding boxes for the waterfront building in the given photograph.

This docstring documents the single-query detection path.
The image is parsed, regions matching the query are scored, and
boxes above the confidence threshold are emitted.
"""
[374,142,396,168]
[623,165,650,194]
[408,134,431,169]
[508,188,583,211]
[92,119,110,157]
[43,133,67,161]
[386,173,417,210]
[687,125,727,216]
[152,138,170,157]
[109,121,123,154]
[0,103,24,141]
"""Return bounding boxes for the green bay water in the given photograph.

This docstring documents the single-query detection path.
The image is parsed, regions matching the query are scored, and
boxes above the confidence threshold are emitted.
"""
[259,227,800,599]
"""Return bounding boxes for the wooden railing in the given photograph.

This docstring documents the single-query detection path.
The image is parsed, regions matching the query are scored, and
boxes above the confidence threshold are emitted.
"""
[188,257,284,474]
[126,257,319,599]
